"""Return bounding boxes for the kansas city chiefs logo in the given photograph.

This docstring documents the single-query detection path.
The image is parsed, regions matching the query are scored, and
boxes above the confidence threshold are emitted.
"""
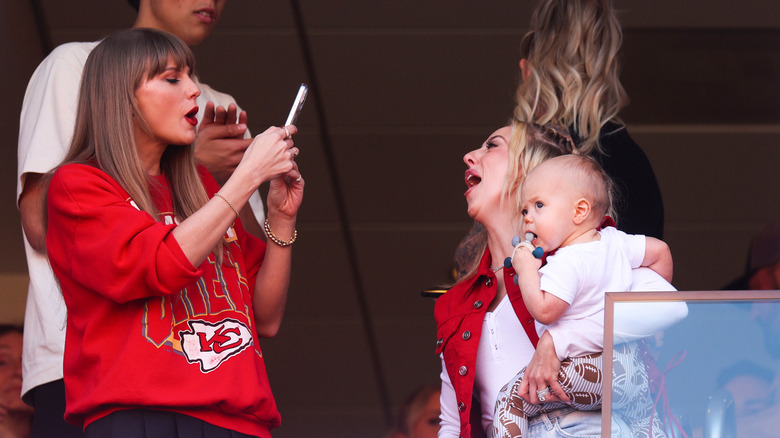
[180,319,252,372]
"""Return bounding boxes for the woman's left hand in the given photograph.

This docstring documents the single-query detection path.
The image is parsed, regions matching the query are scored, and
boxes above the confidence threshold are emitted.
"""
[516,331,571,404]
[266,160,304,218]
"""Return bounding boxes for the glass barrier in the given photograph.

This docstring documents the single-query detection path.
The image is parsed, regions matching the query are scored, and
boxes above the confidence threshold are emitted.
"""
[602,290,780,438]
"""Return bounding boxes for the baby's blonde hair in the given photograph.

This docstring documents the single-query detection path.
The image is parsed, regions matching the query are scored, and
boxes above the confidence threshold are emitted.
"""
[542,154,616,222]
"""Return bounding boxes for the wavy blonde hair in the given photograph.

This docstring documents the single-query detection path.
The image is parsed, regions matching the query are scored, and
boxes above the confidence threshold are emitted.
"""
[54,28,218,255]
[515,0,627,155]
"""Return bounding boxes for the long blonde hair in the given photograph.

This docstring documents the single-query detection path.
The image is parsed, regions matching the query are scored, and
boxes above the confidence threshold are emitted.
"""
[59,28,209,227]
[457,121,574,282]
[515,0,627,155]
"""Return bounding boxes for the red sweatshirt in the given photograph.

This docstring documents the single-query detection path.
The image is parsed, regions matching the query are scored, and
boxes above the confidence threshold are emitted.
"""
[47,163,280,437]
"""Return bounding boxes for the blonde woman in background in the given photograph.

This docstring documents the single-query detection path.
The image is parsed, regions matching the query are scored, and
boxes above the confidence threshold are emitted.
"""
[516,0,664,240]
[454,0,664,278]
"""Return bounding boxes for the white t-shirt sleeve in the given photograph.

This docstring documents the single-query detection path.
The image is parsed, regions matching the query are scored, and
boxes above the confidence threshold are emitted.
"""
[438,355,460,438]
[538,251,580,305]
[18,42,97,200]
[620,229,647,269]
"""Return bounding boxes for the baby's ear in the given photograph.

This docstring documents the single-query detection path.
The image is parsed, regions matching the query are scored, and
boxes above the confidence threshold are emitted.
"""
[572,198,591,225]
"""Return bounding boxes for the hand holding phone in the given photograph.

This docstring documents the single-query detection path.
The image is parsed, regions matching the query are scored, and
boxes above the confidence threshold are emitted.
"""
[284,83,308,126]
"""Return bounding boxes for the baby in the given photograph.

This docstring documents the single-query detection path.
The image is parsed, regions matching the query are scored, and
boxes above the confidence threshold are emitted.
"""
[493,154,672,438]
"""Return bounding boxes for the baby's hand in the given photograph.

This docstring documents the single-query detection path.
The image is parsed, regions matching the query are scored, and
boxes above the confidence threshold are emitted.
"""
[510,233,543,285]
[512,242,541,266]
[513,233,544,259]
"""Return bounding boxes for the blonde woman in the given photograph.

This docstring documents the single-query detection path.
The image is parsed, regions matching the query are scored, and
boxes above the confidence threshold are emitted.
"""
[437,120,679,437]
[516,0,664,240]
[436,122,611,438]
[45,28,302,438]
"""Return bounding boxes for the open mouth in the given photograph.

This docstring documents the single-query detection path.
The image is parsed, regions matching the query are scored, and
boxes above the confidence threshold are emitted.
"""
[185,107,199,126]
[465,170,481,188]
[195,9,216,23]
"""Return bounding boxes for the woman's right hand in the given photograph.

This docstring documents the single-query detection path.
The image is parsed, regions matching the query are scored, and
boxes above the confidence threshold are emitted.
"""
[516,331,570,404]
[236,125,299,189]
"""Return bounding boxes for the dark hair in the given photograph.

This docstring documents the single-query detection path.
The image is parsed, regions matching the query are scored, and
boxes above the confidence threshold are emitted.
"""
[126,0,139,12]
[716,360,775,388]
[0,324,23,337]
[387,384,440,437]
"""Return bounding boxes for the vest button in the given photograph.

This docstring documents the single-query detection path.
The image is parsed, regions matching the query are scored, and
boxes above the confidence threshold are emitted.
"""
[462,330,471,341]
[459,365,468,376]
[436,338,443,347]
[485,277,493,287]
[458,401,466,412]
[473,300,482,309]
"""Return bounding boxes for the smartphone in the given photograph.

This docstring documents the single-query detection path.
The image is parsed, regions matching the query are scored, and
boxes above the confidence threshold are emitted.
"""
[284,83,308,126]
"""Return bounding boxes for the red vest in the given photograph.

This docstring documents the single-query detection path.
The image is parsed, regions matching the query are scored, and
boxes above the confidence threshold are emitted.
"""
[434,249,538,437]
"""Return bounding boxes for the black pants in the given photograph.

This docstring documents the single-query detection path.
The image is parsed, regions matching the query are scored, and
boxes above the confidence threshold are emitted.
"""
[86,410,258,438]
[28,379,85,438]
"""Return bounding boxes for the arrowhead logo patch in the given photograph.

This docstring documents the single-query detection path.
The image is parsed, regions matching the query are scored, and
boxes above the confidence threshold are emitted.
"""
[180,319,252,372]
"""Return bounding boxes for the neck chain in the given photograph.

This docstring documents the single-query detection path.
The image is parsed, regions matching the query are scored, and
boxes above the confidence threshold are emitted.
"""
[492,256,511,273]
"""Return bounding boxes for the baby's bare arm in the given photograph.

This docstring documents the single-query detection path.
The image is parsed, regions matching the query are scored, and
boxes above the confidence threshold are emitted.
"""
[513,244,569,325]
[643,237,673,282]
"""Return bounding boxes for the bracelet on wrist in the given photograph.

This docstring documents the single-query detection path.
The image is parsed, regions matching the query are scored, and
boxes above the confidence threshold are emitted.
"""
[213,193,239,219]
[264,219,298,247]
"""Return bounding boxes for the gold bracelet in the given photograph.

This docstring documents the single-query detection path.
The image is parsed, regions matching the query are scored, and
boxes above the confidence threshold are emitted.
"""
[214,193,239,218]
[264,219,298,247]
